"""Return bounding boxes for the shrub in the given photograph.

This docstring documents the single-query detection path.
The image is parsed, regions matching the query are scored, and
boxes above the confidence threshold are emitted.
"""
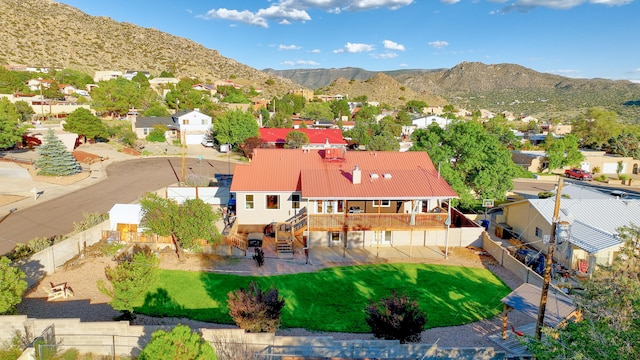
[227,281,285,332]
[73,212,109,233]
[139,325,216,360]
[365,290,427,344]
[619,174,630,181]
[146,125,167,142]
[538,191,554,199]
[595,174,609,182]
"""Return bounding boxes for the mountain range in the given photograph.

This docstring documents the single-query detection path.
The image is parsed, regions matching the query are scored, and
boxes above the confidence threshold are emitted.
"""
[1,0,639,120]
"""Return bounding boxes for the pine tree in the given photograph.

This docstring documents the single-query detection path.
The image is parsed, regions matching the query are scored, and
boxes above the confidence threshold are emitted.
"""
[35,129,81,176]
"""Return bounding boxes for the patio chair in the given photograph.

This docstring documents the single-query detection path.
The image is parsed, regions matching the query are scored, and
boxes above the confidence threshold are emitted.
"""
[45,282,73,301]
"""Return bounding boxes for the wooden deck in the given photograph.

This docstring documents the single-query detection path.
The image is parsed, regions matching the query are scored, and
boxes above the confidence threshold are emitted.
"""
[308,213,448,231]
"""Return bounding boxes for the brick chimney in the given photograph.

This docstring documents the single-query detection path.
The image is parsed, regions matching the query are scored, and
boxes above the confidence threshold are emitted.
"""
[352,165,361,185]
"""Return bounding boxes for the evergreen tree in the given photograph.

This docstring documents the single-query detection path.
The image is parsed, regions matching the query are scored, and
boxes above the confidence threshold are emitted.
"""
[35,129,81,176]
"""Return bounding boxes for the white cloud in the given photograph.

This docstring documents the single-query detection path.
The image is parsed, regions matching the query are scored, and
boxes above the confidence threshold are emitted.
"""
[428,40,449,49]
[550,69,582,76]
[335,42,375,53]
[279,44,302,50]
[372,52,398,59]
[201,1,415,27]
[186,8,193,14]
[281,60,321,66]
[202,8,269,28]
[440,0,460,4]
[383,40,405,51]
[632,68,640,73]
[310,49,322,53]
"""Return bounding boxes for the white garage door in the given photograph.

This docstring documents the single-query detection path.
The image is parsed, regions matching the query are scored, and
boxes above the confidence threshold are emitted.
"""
[185,134,206,144]
[602,162,625,174]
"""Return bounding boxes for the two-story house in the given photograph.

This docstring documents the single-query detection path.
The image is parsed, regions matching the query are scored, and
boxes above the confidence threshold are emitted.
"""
[230,148,467,254]
[132,109,212,144]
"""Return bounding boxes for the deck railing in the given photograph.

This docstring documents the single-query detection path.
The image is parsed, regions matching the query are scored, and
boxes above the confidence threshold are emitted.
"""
[308,213,448,231]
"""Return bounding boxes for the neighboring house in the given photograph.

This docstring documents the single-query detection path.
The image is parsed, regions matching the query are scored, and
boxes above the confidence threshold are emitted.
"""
[500,198,640,273]
[412,115,451,129]
[230,148,475,253]
[93,71,122,82]
[259,128,347,148]
[132,109,212,144]
[512,150,639,175]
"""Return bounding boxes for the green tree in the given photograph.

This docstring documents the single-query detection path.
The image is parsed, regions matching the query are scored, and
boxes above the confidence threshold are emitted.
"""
[227,281,285,333]
[52,68,93,89]
[368,131,400,151]
[483,115,521,149]
[35,129,81,176]
[14,101,35,123]
[42,80,63,100]
[607,132,640,159]
[63,108,107,140]
[159,70,174,78]
[572,107,621,150]
[213,109,259,147]
[0,98,29,149]
[284,130,309,149]
[411,121,526,207]
[365,291,427,344]
[404,100,427,113]
[0,68,29,93]
[139,325,216,360]
[301,102,333,121]
[140,194,221,256]
[529,225,640,360]
[143,102,170,117]
[0,257,28,315]
[131,72,150,88]
[543,134,584,172]
[97,248,159,319]
[91,77,151,117]
[329,99,350,120]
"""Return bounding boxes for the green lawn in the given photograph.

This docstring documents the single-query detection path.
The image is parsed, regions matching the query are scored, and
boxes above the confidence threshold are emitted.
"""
[134,263,511,333]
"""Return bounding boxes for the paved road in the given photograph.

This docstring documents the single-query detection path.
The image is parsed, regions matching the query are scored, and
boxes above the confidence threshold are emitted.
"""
[0,157,235,255]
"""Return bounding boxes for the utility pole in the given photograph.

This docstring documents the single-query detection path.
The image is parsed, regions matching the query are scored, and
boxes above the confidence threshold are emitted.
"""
[535,177,564,340]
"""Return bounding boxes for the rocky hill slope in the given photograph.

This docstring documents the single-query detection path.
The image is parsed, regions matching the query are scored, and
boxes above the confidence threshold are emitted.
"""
[0,0,294,97]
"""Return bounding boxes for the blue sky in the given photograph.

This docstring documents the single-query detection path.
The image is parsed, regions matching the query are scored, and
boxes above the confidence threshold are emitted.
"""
[56,0,639,82]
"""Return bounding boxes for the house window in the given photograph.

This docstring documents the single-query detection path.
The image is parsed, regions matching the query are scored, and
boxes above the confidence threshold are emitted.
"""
[245,194,254,210]
[375,231,392,245]
[535,227,543,238]
[421,200,429,213]
[291,194,300,209]
[317,201,323,213]
[330,231,342,243]
[183,119,189,125]
[143,128,150,135]
[337,200,344,213]
[266,195,280,209]
[372,200,390,207]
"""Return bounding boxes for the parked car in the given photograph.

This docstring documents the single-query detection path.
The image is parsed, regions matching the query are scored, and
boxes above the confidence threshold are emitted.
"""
[564,168,593,181]
[201,139,214,147]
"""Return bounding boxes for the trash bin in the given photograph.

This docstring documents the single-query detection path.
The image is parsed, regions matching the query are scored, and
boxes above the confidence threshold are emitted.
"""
[481,220,490,230]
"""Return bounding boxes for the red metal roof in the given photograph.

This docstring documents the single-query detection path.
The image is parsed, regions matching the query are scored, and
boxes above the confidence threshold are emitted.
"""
[231,149,458,199]
[259,128,347,146]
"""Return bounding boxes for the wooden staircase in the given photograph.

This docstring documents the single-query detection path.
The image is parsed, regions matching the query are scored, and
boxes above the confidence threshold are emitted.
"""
[275,208,308,255]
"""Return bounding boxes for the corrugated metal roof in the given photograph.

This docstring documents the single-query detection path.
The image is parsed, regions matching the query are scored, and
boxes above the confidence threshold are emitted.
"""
[230,149,458,199]
[528,198,640,253]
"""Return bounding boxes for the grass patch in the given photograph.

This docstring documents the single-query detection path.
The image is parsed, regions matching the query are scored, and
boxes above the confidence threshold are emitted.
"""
[134,263,510,333]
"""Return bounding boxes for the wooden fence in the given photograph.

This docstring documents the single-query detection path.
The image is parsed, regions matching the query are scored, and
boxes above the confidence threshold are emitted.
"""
[101,230,173,244]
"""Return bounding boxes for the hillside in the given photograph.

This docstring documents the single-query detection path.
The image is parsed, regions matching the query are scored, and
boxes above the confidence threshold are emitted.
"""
[267,62,640,121]
[318,73,448,107]
[0,0,295,97]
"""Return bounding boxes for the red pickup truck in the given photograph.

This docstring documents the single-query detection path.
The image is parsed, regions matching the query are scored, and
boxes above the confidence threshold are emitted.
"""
[564,168,593,181]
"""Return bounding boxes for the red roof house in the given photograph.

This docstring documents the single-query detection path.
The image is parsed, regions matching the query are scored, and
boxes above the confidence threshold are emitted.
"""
[230,148,462,253]
[259,128,347,148]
